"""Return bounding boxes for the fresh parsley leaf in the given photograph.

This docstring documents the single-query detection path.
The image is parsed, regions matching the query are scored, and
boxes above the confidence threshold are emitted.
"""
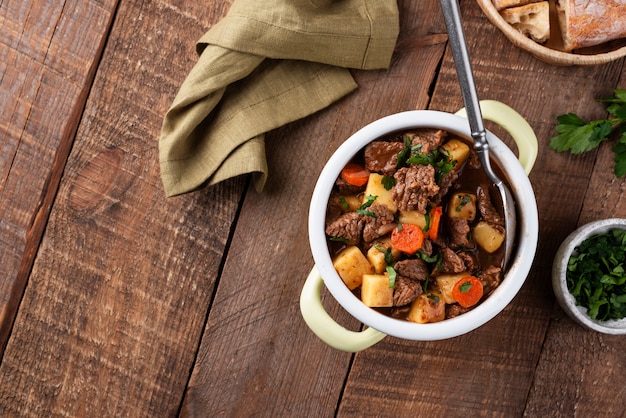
[357,195,377,216]
[382,175,396,190]
[386,266,397,288]
[566,228,626,320]
[550,89,626,177]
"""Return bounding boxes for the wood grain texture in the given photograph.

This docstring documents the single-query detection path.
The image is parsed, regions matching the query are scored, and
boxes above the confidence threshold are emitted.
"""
[179,0,448,416]
[525,71,626,417]
[1,0,625,416]
[0,0,242,415]
[0,0,118,355]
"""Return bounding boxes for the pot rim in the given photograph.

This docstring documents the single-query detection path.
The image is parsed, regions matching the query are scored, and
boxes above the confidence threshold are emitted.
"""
[308,110,539,340]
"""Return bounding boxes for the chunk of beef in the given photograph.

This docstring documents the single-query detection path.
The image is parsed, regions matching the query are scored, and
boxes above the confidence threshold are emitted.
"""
[420,239,433,257]
[446,303,471,319]
[394,259,429,281]
[431,169,459,206]
[467,148,481,169]
[393,276,423,306]
[362,203,395,243]
[392,165,440,213]
[325,212,364,246]
[439,247,467,274]
[477,185,504,227]
[335,176,364,196]
[458,251,479,273]
[448,218,471,249]
[364,141,405,176]
[407,129,446,154]
[479,265,502,295]
[325,194,344,227]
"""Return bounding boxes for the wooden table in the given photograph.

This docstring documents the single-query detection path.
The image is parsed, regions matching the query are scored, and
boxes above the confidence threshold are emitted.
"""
[1,0,624,416]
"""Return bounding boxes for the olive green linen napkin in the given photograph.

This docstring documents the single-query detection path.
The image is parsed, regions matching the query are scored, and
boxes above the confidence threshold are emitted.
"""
[159,0,399,196]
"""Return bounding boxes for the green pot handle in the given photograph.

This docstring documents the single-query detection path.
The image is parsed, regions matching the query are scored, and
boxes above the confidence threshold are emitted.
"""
[455,100,538,174]
[299,266,386,352]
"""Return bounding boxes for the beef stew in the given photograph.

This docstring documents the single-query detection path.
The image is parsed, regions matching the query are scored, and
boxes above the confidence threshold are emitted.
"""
[325,128,507,323]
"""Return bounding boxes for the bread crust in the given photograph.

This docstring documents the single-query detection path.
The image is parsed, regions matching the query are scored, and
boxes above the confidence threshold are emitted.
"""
[556,0,626,51]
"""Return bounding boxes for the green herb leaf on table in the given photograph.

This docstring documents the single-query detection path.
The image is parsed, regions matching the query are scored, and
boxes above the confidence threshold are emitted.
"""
[550,89,626,178]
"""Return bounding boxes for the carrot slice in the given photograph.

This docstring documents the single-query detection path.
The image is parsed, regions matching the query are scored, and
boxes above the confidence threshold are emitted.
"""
[340,163,370,187]
[391,224,424,254]
[428,206,443,240]
[452,276,484,308]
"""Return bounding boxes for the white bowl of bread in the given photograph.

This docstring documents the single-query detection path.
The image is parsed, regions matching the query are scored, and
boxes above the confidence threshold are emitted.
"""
[477,0,626,65]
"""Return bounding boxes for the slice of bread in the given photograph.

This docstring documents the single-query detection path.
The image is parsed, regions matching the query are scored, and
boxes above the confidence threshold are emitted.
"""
[500,1,550,43]
[556,0,626,51]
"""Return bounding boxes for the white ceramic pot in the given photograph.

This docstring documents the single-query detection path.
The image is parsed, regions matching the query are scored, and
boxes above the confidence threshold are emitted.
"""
[300,100,539,352]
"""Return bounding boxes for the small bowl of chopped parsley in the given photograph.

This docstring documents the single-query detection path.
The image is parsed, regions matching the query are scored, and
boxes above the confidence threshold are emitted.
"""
[552,219,626,334]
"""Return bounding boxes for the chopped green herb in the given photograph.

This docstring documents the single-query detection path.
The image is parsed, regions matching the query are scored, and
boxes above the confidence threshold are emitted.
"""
[550,89,626,178]
[382,175,396,190]
[386,265,397,288]
[406,149,455,181]
[566,228,626,320]
[396,136,413,168]
[455,195,472,212]
[427,293,440,304]
[458,280,473,293]
[357,195,377,217]
[339,197,349,210]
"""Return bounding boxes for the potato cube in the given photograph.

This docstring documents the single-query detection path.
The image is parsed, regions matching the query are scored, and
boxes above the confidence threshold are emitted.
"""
[332,246,373,290]
[367,245,387,274]
[441,138,470,169]
[341,195,362,212]
[473,221,505,253]
[363,173,397,214]
[361,274,394,307]
[370,238,401,262]
[435,272,470,304]
[448,192,476,220]
[398,210,427,228]
[408,291,446,324]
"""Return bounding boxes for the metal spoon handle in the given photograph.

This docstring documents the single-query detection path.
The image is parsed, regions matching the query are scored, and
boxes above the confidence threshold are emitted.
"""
[439,0,499,186]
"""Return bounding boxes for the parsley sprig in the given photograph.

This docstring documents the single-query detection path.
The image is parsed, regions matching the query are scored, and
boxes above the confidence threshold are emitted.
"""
[550,89,626,178]
[567,229,626,321]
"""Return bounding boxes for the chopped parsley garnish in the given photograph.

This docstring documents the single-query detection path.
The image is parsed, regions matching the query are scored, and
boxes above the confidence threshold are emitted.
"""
[339,197,349,210]
[375,245,395,266]
[455,195,472,212]
[386,265,397,288]
[566,228,626,320]
[427,293,440,304]
[382,175,396,190]
[357,195,377,217]
[406,148,455,181]
[458,280,473,293]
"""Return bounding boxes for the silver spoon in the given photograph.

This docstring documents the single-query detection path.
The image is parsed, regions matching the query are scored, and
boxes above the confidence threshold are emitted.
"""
[439,0,516,269]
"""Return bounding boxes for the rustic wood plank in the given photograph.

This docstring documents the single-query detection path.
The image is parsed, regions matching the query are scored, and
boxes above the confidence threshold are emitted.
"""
[0,0,242,415]
[0,0,119,355]
[179,1,448,415]
[337,0,626,416]
[524,72,626,416]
